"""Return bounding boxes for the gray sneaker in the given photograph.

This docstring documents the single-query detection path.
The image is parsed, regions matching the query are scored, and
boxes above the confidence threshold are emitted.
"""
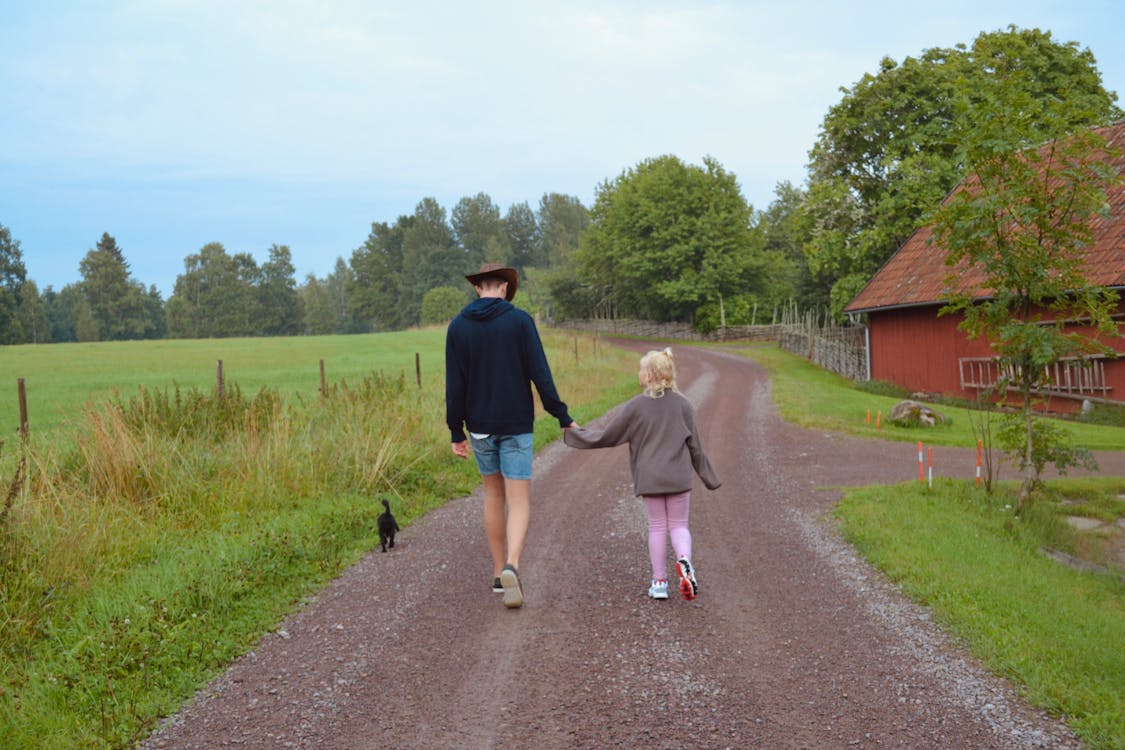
[500,564,523,608]
[648,579,669,599]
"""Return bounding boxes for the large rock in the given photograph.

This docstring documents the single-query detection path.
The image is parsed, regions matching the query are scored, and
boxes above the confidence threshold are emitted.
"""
[889,400,946,427]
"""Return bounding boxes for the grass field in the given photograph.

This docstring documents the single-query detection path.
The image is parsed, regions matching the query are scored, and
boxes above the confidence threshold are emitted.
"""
[0,328,639,750]
[2,332,452,437]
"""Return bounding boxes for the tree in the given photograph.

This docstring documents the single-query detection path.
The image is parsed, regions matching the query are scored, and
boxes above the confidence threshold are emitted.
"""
[576,155,767,324]
[931,104,1121,509]
[400,198,463,326]
[805,26,1121,318]
[452,193,509,269]
[166,243,260,338]
[42,284,83,343]
[537,193,589,268]
[504,201,540,271]
[350,218,410,331]
[299,274,335,335]
[421,286,468,325]
[78,232,152,340]
[0,223,28,344]
[258,244,301,336]
[17,280,49,343]
[757,181,816,315]
[143,285,167,339]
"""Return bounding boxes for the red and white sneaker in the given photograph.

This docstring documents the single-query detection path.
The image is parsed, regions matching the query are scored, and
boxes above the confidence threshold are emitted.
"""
[676,558,698,601]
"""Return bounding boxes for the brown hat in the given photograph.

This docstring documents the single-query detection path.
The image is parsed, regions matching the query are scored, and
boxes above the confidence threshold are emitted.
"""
[465,263,519,301]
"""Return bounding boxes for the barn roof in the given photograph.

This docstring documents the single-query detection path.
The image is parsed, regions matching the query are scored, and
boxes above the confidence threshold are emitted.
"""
[845,120,1125,315]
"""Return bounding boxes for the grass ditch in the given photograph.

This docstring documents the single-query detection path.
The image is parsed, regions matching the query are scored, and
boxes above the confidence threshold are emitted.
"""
[735,342,1125,749]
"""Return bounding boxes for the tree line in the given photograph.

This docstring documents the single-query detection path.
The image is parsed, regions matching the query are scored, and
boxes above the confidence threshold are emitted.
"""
[1,26,1120,345]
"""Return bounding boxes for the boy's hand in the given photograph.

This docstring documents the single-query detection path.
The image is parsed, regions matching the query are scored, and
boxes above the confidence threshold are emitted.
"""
[451,440,470,459]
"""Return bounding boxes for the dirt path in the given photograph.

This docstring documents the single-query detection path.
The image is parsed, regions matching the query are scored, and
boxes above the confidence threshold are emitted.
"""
[141,342,1117,749]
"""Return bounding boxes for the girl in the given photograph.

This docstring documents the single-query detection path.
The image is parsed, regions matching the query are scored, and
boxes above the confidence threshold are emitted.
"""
[564,348,721,600]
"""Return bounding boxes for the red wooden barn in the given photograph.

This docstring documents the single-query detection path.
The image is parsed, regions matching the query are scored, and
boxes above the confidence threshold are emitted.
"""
[844,121,1125,413]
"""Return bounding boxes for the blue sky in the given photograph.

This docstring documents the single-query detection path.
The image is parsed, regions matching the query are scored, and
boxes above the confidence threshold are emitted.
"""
[2,1,1123,298]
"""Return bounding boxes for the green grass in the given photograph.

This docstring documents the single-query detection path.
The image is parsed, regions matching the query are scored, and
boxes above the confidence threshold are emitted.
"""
[733,342,1125,451]
[2,332,451,437]
[835,479,1125,749]
[0,329,639,749]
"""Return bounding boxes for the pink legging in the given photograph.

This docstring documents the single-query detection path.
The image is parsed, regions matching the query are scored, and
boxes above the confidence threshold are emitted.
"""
[641,491,692,581]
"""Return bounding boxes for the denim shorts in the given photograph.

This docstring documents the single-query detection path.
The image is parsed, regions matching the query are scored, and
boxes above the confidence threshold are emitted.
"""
[469,433,534,480]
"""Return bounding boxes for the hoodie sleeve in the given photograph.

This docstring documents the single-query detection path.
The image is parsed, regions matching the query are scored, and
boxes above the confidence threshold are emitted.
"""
[521,315,573,428]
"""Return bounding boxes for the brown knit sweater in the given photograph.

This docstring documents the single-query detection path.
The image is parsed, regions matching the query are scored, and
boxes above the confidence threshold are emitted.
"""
[563,390,721,496]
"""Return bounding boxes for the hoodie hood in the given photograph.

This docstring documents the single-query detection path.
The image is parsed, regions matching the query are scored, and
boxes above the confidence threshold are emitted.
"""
[461,296,513,321]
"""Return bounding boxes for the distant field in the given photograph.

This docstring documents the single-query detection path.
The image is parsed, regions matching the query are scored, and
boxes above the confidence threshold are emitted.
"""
[2,331,450,437]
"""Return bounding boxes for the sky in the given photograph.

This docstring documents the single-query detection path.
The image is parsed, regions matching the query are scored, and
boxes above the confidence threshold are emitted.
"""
[2,1,1124,299]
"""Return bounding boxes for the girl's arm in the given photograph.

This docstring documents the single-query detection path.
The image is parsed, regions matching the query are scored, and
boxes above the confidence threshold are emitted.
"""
[685,407,722,490]
[562,401,634,449]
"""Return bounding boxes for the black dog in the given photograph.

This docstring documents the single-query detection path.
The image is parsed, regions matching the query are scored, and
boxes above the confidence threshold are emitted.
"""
[377,497,399,553]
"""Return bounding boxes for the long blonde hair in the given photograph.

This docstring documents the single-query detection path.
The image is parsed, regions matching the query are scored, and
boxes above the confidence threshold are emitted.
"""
[640,347,677,398]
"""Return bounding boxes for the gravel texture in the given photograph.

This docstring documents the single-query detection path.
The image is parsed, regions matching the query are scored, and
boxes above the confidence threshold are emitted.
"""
[140,342,1119,749]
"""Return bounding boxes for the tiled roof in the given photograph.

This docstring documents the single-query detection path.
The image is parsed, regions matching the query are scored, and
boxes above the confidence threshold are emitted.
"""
[845,121,1125,314]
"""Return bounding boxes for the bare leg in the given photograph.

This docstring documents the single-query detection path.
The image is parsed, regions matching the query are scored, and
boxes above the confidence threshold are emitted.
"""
[481,472,507,578]
[503,477,531,571]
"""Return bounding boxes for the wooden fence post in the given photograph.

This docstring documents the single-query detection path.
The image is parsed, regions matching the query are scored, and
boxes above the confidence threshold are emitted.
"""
[415,353,421,388]
[17,378,29,439]
[320,359,327,399]
[216,360,224,398]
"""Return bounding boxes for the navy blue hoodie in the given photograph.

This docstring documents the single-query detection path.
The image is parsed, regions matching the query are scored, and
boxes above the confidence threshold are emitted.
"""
[445,297,573,443]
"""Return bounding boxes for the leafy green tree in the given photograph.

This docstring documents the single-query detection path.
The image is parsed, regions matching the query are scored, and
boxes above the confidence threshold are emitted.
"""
[17,279,49,343]
[143,285,167,339]
[167,243,260,338]
[576,155,766,324]
[299,273,335,335]
[400,198,463,326]
[42,284,83,343]
[420,285,468,325]
[350,218,410,331]
[504,201,540,271]
[756,181,815,315]
[75,297,99,342]
[452,193,509,269]
[258,244,301,336]
[537,193,589,268]
[805,26,1121,318]
[932,102,1121,509]
[78,232,153,340]
[0,223,28,344]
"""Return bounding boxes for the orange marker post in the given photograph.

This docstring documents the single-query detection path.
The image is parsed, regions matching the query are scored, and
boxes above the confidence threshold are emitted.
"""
[976,439,982,486]
[866,408,871,424]
[928,447,933,489]
[876,411,881,428]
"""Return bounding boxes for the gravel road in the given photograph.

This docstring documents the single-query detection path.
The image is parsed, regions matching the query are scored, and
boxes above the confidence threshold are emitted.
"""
[141,341,1116,749]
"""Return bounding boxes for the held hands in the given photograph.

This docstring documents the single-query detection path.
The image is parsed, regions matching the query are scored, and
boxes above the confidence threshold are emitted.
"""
[451,440,470,459]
